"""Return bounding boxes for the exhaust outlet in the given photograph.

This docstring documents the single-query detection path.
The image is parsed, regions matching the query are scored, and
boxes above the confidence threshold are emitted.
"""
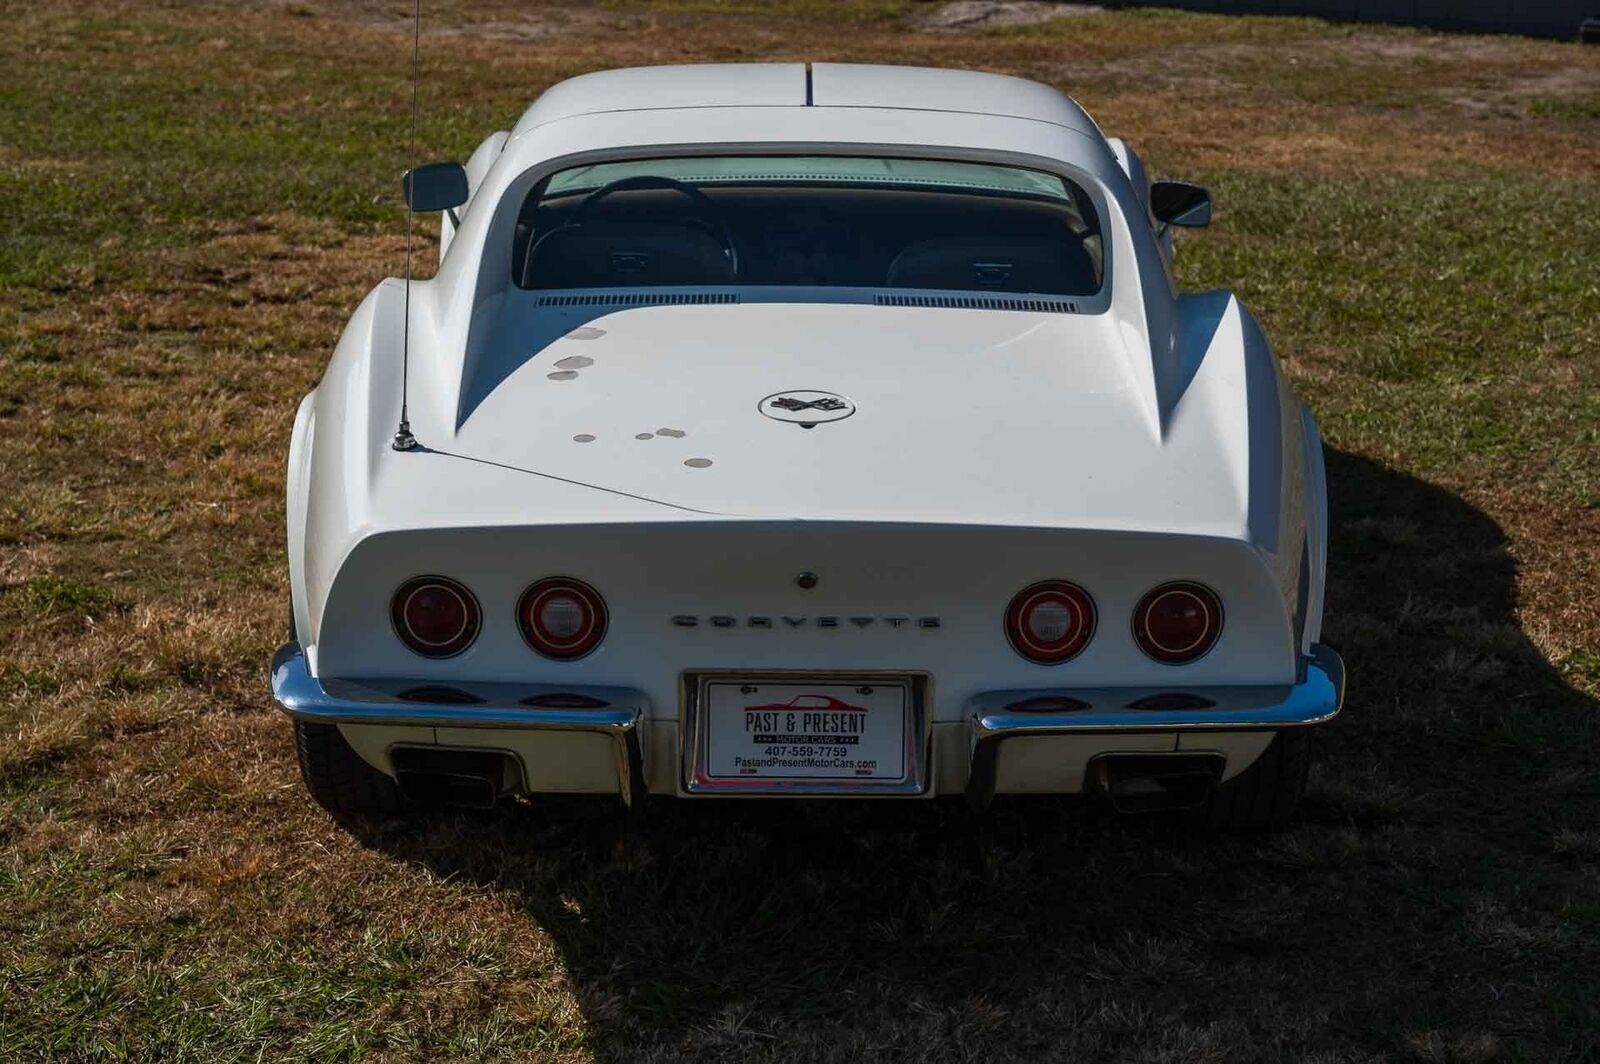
[1086,752,1225,814]
[390,747,522,809]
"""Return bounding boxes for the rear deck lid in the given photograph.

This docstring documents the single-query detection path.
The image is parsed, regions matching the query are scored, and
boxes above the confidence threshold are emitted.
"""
[448,301,1249,536]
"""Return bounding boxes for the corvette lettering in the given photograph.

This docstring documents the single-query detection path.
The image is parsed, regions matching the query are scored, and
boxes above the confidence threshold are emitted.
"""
[672,615,940,629]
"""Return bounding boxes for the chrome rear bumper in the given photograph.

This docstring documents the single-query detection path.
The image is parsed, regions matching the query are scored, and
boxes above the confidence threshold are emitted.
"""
[271,642,1342,810]
[963,643,1345,808]
[269,643,649,807]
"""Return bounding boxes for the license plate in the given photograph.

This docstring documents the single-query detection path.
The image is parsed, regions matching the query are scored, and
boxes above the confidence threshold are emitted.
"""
[693,678,916,789]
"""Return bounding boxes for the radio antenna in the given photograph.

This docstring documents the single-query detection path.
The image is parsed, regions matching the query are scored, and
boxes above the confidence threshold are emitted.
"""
[391,0,422,452]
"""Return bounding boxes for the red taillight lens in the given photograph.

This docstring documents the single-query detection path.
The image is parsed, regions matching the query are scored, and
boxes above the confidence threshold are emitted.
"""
[391,576,480,658]
[1004,580,1096,664]
[1133,581,1223,664]
[517,577,607,660]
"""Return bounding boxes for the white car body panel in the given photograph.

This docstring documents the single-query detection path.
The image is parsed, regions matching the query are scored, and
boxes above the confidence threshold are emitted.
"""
[511,63,810,136]
[448,298,1269,531]
[276,63,1340,804]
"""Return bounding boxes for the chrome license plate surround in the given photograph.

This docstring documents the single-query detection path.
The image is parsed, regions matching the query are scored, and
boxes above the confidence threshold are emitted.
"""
[680,671,930,796]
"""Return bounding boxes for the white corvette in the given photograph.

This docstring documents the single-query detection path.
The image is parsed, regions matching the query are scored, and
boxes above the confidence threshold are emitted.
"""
[273,63,1343,828]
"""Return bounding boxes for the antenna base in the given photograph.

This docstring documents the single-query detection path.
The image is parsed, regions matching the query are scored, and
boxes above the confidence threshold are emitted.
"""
[391,421,418,452]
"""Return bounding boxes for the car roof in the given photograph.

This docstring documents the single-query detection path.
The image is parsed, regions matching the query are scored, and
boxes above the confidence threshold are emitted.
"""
[510,62,1101,140]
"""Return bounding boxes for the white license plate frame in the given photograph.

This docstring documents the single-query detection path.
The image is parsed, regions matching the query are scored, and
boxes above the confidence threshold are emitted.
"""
[681,672,930,796]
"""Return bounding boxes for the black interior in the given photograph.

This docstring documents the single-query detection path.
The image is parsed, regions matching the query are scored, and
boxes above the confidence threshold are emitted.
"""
[514,183,1103,296]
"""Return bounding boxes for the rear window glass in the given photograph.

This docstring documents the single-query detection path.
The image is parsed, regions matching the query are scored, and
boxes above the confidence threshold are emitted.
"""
[512,155,1103,297]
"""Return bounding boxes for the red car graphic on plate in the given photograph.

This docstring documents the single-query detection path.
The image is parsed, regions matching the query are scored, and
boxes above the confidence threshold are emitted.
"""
[744,694,867,714]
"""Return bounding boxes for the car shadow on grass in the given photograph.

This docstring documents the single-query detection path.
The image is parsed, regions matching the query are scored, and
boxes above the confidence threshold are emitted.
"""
[346,447,1600,1061]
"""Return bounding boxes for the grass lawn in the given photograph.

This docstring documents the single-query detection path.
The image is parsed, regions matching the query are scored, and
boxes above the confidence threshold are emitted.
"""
[2,1,1598,1060]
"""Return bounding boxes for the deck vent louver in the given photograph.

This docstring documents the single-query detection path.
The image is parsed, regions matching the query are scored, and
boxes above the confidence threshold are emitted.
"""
[537,291,739,308]
[875,294,1078,313]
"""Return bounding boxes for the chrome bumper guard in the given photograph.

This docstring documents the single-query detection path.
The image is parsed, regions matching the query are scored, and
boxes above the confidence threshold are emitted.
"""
[964,644,1346,809]
[269,643,649,808]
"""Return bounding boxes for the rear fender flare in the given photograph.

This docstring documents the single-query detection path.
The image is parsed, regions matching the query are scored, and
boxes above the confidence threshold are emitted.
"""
[1298,405,1329,649]
[287,390,316,643]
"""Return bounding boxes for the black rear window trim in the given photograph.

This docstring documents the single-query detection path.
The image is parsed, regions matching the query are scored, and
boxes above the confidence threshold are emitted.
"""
[511,152,1108,300]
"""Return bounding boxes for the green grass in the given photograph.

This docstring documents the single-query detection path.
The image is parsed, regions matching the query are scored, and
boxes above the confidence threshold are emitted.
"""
[7,577,119,619]
[1530,94,1600,121]
[1182,170,1600,504]
[1,1,1598,1061]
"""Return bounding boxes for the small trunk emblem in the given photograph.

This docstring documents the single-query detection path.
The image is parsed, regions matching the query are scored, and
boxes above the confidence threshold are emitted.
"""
[759,390,856,427]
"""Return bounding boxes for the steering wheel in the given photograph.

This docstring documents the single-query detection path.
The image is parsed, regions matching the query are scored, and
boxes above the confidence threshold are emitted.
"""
[571,175,740,278]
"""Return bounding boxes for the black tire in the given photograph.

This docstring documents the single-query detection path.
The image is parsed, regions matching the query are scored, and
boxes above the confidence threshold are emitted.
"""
[1187,730,1312,831]
[293,719,411,816]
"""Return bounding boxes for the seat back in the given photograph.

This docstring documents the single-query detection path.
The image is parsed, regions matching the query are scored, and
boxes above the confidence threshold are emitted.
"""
[885,236,1098,295]
[522,223,734,288]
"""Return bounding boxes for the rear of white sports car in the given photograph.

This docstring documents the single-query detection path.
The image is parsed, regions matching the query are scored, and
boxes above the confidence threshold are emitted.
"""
[274,64,1343,828]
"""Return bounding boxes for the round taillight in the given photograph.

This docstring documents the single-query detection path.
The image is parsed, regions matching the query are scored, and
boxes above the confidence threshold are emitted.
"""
[517,577,607,660]
[1133,581,1223,664]
[391,576,480,658]
[1004,580,1096,664]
